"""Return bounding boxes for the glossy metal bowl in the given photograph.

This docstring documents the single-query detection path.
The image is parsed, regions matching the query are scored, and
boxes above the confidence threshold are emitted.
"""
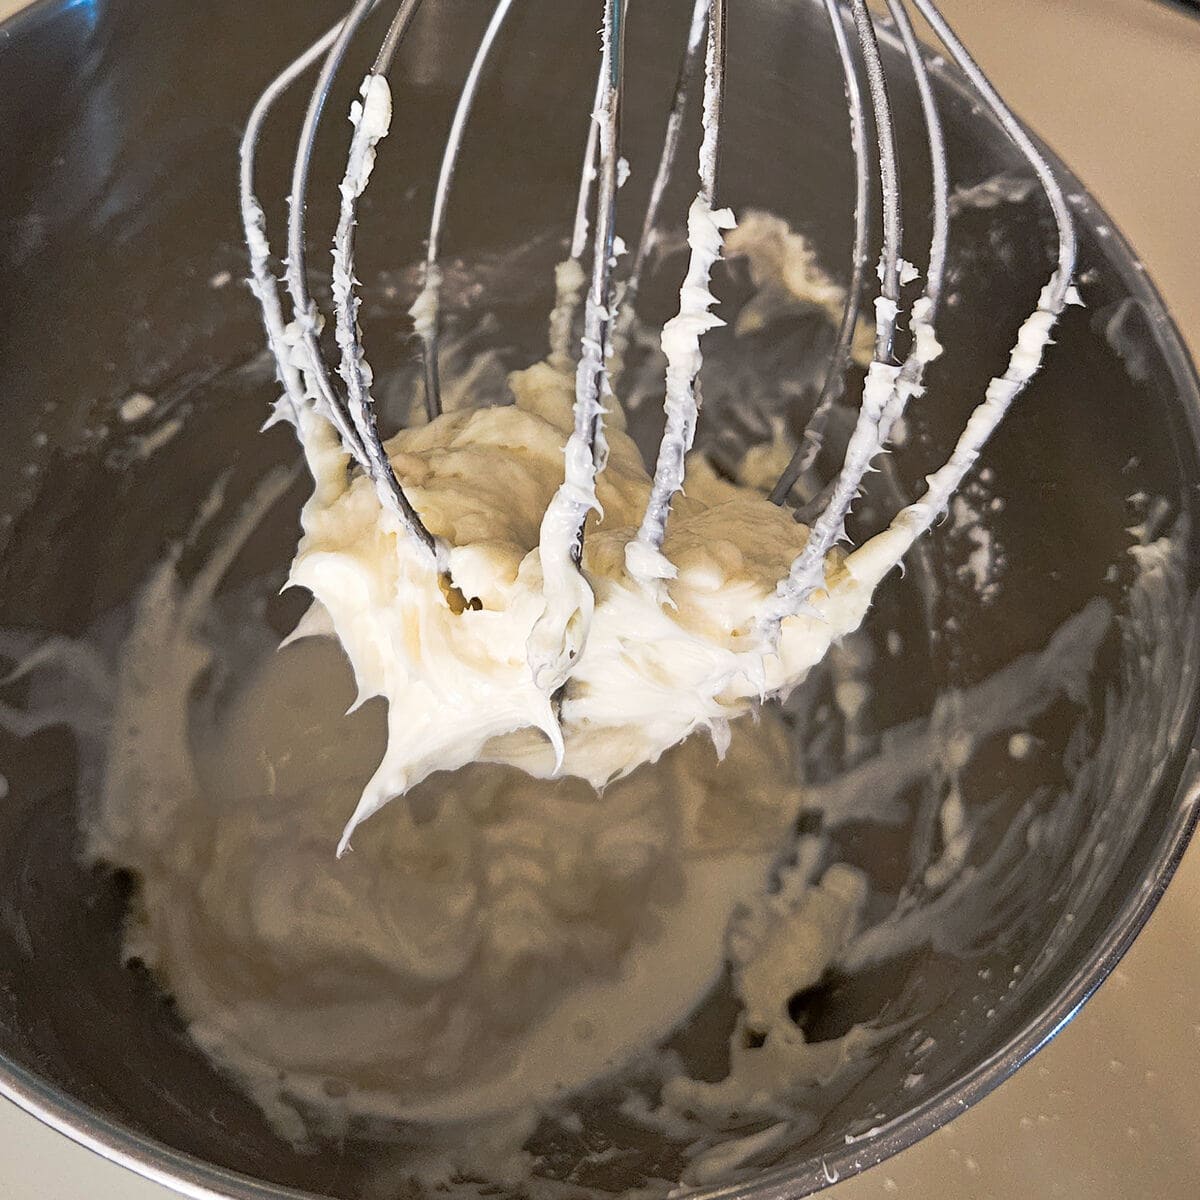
[0,1,1198,1197]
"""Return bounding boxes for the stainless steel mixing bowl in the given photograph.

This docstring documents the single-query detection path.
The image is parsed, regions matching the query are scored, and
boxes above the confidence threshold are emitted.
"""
[0,1,1198,1197]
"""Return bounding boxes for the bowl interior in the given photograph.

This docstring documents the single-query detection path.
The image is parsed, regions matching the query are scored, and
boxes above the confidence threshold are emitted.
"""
[0,1,1198,1198]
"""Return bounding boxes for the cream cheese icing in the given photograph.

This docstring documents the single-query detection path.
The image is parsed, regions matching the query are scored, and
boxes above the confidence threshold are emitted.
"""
[121,633,802,1135]
[289,355,943,851]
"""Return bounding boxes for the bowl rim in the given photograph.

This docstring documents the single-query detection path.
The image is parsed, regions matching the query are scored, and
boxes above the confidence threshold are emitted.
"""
[0,1,1198,1198]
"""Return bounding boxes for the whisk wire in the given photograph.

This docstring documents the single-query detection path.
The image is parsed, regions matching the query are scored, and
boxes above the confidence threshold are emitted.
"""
[698,0,726,204]
[769,0,873,506]
[537,0,628,574]
[760,0,919,624]
[627,0,729,567]
[547,54,609,370]
[239,18,345,431]
[886,0,949,318]
[331,1,437,556]
[858,0,1078,535]
[268,0,438,555]
[284,0,378,462]
[772,0,950,506]
[577,0,627,480]
[413,0,519,421]
[849,0,905,364]
[911,0,1076,296]
[374,0,421,70]
[617,0,710,356]
[875,0,949,448]
[763,0,1076,630]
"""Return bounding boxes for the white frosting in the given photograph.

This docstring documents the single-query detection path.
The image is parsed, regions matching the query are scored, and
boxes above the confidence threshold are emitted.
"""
[348,73,392,181]
[277,135,1002,849]
[0,456,1122,1191]
[947,171,1038,216]
[288,362,911,850]
[724,211,875,364]
[408,263,441,344]
[5,469,846,1149]
[626,194,736,591]
[114,632,799,1134]
[268,115,1069,834]
[659,863,877,1128]
[547,256,587,370]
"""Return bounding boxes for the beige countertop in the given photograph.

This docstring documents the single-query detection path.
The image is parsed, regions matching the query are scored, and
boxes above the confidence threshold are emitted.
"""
[0,1,1197,1198]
